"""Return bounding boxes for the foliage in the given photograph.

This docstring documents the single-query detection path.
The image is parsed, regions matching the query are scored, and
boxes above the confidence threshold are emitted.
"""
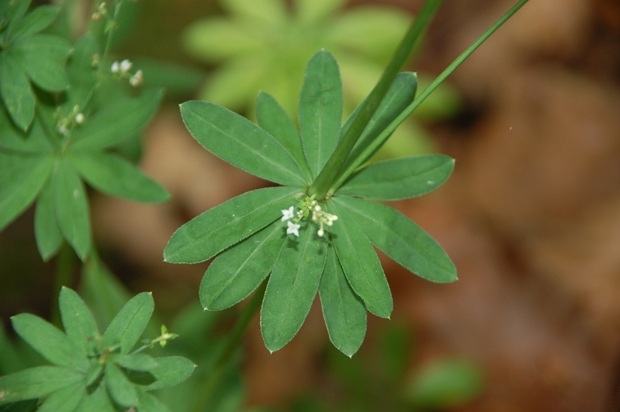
[0,287,195,411]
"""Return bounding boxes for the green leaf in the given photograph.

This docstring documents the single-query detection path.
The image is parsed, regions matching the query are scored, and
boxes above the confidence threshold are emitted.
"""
[59,287,99,358]
[70,88,163,151]
[0,55,35,131]
[0,366,82,403]
[0,109,54,153]
[143,356,196,391]
[4,0,31,34]
[0,399,38,412]
[70,151,170,203]
[221,0,287,24]
[65,34,99,110]
[329,201,392,319]
[105,363,137,408]
[51,157,91,260]
[256,91,311,181]
[136,390,172,412]
[101,292,154,354]
[37,383,86,412]
[200,220,286,310]
[334,196,457,283]
[34,181,63,261]
[296,0,346,24]
[74,381,116,412]
[0,151,53,231]
[12,34,72,91]
[180,100,306,186]
[260,225,328,352]
[164,186,300,264]
[319,246,366,357]
[10,313,88,372]
[338,155,455,200]
[11,6,60,40]
[406,359,484,409]
[114,354,158,372]
[298,50,342,177]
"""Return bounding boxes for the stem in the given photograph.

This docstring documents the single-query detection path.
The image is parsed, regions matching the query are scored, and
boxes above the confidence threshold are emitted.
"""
[330,0,529,194]
[191,280,268,412]
[308,0,445,200]
[50,242,78,327]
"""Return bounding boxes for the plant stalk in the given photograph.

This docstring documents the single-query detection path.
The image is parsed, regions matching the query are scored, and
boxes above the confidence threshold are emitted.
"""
[308,0,445,200]
[50,242,77,327]
[192,279,268,412]
[330,0,529,194]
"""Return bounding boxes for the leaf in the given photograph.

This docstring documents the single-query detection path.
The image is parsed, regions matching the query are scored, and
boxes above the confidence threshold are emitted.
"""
[59,287,100,358]
[256,91,311,181]
[337,155,455,200]
[136,390,172,412]
[105,363,138,408]
[11,6,60,40]
[296,0,346,24]
[0,151,53,231]
[180,100,305,186]
[319,246,366,357]
[37,383,86,412]
[164,186,300,264]
[200,220,286,310]
[0,55,35,131]
[70,88,163,151]
[329,201,392,318]
[74,381,116,412]
[0,108,53,153]
[4,0,31,34]
[70,151,170,203]
[65,34,99,110]
[298,50,342,177]
[114,354,158,372]
[143,356,196,391]
[221,0,287,24]
[0,400,38,412]
[51,157,91,260]
[334,196,457,283]
[12,34,72,91]
[34,181,63,261]
[100,292,154,354]
[260,225,328,352]
[10,313,88,372]
[0,366,82,403]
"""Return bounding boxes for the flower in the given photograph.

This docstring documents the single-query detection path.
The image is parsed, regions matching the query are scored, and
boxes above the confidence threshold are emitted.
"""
[286,221,300,237]
[111,61,120,73]
[130,70,143,87]
[120,59,132,73]
[281,206,294,221]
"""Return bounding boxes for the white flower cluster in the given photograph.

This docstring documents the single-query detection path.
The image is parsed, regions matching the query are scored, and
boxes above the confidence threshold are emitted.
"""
[56,105,85,136]
[280,196,338,238]
[110,59,143,87]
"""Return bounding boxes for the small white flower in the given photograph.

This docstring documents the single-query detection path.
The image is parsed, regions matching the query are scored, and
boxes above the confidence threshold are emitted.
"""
[281,206,294,221]
[120,59,132,73]
[111,61,120,73]
[286,221,300,237]
[75,113,85,124]
[317,228,324,237]
[129,69,143,87]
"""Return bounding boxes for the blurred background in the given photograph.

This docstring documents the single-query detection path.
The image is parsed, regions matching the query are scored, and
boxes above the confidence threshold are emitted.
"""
[2,0,620,411]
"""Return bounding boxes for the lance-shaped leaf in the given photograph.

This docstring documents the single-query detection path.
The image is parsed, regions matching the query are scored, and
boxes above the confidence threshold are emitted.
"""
[70,88,163,151]
[164,186,300,264]
[11,5,60,40]
[261,225,328,352]
[319,245,366,357]
[105,363,138,408]
[136,390,173,412]
[337,155,455,200]
[200,220,286,310]
[0,108,54,153]
[74,382,116,412]
[34,181,63,261]
[299,49,342,177]
[329,201,392,318]
[340,72,417,170]
[143,356,196,391]
[100,292,154,354]
[256,91,311,181]
[335,196,457,283]
[64,34,99,111]
[51,157,91,260]
[0,151,53,231]
[59,287,99,357]
[0,55,35,131]
[0,366,83,403]
[70,151,170,203]
[114,354,158,372]
[180,100,306,186]
[37,383,87,412]
[10,314,88,372]
[12,34,72,92]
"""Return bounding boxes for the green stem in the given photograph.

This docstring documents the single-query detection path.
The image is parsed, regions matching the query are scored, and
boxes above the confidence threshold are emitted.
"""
[191,279,268,412]
[308,0,445,200]
[50,242,77,327]
[330,0,529,194]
